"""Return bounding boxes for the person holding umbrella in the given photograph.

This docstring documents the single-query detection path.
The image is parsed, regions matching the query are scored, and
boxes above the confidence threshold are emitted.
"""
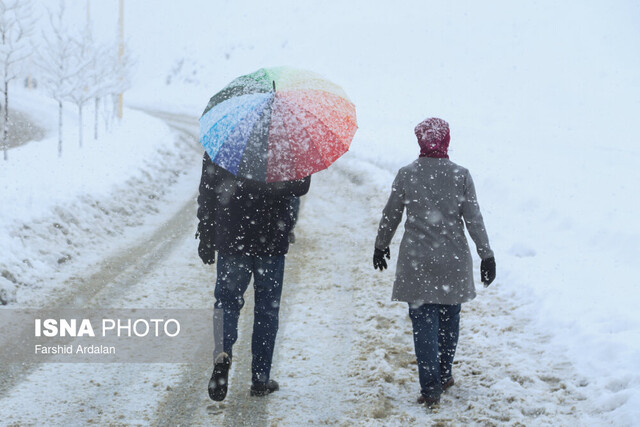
[197,67,357,401]
[373,117,495,407]
[198,158,310,400]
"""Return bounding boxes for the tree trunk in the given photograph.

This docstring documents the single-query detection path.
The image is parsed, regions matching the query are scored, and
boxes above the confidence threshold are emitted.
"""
[58,100,63,157]
[3,80,8,161]
[78,104,83,148]
[112,96,117,124]
[94,97,99,140]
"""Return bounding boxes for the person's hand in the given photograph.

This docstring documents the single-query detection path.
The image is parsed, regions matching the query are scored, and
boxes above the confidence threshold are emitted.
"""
[198,239,216,265]
[481,257,496,286]
[373,247,390,271]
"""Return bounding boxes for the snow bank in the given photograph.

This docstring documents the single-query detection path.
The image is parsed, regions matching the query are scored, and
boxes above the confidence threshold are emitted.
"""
[0,88,192,305]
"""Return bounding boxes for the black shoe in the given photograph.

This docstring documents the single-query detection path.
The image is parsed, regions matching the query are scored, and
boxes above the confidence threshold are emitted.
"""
[208,353,231,401]
[250,379,279,396]
[417,393,440,407]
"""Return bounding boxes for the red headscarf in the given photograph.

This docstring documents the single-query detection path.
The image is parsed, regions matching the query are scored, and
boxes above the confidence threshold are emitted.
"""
[414,117,450,159]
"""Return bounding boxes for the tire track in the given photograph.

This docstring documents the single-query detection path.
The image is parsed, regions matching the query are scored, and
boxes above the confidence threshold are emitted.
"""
[0,113,202,402]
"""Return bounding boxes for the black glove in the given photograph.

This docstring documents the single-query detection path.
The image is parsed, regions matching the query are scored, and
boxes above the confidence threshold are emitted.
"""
[198,238,216,265]
[481,257,496,286]
[373,247,390,271]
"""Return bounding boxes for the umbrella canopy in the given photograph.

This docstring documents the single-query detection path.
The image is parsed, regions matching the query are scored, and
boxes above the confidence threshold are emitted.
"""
[200,67,357,182]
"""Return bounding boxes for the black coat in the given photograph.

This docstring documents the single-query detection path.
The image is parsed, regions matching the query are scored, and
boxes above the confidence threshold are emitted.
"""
[197,153,310,256]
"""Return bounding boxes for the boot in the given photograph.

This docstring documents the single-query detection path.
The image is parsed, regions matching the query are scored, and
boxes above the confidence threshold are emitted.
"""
[250,379,279,396]
[417,393,440,407]
[208,353,231,401]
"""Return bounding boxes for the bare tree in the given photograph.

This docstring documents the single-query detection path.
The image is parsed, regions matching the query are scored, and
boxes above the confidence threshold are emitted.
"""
[0,0,35,160]
[36,1,80,157]
[89,42,113,140]
[40,1,135,150]
[96,40,134,134]
[65,26,101,149]
[93,80,100,140]
[100,93,114,134]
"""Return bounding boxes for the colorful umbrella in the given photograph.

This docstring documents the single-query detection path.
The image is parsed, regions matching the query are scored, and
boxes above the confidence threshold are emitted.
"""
[199,67,357,182]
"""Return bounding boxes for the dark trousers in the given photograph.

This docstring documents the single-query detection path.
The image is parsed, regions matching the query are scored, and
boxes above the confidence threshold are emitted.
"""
[213,252,285,385]
[408,303,461,398]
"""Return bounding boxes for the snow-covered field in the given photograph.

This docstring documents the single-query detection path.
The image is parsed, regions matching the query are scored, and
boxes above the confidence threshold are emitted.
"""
[1,0,639,425]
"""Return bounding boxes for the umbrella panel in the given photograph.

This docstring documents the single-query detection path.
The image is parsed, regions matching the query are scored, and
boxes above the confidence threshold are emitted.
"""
[235,100,274,182]
[281,90,357,146]
[263,67,348,99]
[263,90,356,182]
[201,70,272,116]
[201,93,272,165]
[213,96,273,176]
[266,95,329,182]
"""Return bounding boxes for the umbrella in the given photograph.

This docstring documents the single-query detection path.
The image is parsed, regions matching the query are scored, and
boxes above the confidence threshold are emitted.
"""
[199,66,357,182]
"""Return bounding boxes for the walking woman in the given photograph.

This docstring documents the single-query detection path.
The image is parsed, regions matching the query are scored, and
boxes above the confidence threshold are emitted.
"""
[373,117,496,407]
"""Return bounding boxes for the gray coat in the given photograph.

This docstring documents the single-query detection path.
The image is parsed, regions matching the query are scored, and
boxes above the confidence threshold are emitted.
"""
[375,157,493,304]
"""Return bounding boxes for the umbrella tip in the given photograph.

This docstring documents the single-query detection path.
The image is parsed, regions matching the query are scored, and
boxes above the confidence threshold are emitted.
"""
[273,80,276,92]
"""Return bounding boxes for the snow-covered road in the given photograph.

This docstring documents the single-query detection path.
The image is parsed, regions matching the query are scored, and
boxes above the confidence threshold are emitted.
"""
[0,113,617,425]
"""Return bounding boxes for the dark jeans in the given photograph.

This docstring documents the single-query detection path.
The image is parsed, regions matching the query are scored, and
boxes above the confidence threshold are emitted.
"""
[408,303,461,398]
[213,252,285,385]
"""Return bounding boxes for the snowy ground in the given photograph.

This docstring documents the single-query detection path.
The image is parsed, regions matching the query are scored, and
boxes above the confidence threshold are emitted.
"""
[0,107,637,425]
[1,0,639,425]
